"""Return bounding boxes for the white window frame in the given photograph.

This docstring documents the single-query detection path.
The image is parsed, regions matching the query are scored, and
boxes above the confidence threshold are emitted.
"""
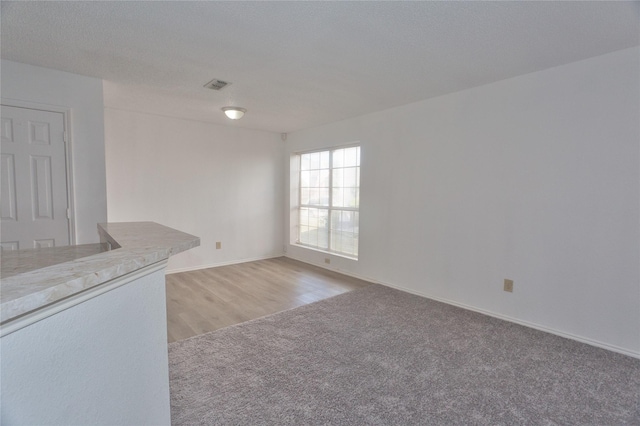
[292,144,360,260]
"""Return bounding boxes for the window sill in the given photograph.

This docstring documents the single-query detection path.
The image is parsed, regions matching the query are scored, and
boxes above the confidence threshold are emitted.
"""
[292,243,358,261]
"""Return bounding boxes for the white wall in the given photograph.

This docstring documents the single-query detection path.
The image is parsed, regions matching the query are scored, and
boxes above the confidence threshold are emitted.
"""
[285,47,640,356]
[104,106,284,272]
[1,267,171,425]
[0,60,107,244]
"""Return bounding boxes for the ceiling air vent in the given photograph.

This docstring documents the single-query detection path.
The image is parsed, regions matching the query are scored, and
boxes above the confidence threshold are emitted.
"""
[203,78,230,91]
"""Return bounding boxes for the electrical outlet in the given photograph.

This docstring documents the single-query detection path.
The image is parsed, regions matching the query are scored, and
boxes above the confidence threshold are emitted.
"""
[216,242,222,250]
[325,258,330,264]
[504,279,514,293]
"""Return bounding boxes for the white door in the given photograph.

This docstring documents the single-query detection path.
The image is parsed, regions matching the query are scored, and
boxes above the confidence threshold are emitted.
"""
[1,105,70,250]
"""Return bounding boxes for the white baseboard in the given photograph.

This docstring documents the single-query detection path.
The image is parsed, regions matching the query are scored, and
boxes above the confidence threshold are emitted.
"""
[285,254,640,360]
[166,254,284,275]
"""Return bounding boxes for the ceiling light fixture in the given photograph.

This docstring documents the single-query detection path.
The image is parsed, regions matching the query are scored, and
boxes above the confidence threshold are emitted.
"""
[222,107,246,120]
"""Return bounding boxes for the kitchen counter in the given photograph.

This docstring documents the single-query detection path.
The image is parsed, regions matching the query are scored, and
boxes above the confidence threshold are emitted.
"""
[1,221,197,424]
[0,222,199,325]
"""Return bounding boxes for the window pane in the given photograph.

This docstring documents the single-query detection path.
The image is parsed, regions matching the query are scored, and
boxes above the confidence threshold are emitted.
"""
[320,151,330,169]
[331,210,341,231]
[330,229,358,257]
[301,189,310,205]
[301,154,311,171]
[332,168,343,188]
[344,210,358,232]
[317,209,329,249]
[308,207,319,227]
[327,210,360,257]
[301,171,310,188]
[309,188,319,205]
[310,152,320,170]
[330,230,342,253]
[299,225,309,243]
[344,188,357,208]
[309,170,319,187]
[320,188,329,206]
[332,188,344,207]
[320,169,330,188]
[343,232,356,256]
[344,167,357,188]
[300,207,329,249]
[344,147,358,167]
[306,228,317,246]
[333,148,344,168]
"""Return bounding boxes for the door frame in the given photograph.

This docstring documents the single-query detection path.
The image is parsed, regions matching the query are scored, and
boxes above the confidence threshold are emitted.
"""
[1,98,77,245]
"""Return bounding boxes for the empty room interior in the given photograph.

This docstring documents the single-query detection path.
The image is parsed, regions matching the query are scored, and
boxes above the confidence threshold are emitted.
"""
[0,1,639,425]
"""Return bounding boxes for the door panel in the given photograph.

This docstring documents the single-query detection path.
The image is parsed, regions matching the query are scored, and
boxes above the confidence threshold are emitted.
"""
[31,155,54,219]
[1,153,17,221]
[0,105,70,250]
[1,117,13,143]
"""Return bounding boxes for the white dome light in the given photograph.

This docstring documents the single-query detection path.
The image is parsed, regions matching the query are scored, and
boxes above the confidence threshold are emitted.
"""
[222,107,246,119]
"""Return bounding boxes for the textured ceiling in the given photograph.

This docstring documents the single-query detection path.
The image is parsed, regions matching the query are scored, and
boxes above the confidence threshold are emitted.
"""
[1,1,638,133]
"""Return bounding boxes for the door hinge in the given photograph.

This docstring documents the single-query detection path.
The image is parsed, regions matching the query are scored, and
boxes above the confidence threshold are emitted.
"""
[66,208,71,219]
[63,131,68,143]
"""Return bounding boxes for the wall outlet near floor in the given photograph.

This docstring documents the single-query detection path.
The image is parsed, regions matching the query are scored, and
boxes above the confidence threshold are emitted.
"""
[504,279,514,293]
[216,242,222,250]
[325,258,330,264]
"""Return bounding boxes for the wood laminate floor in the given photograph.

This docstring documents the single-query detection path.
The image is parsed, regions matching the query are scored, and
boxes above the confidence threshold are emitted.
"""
[165,257,371,343]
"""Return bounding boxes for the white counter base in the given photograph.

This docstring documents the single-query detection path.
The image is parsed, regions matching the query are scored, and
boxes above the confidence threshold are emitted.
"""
[1,266,171,425]
[0,222,200,425]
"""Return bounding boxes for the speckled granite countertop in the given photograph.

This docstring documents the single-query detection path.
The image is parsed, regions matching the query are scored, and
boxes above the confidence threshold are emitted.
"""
[0,222,199,324]
[1,243,110,279]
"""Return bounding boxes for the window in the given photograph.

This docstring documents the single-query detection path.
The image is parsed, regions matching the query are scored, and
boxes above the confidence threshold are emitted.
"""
[296,146,360,259]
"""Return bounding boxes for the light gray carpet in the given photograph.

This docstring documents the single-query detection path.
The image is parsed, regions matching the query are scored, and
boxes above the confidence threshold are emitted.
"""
[169,284,640,425]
